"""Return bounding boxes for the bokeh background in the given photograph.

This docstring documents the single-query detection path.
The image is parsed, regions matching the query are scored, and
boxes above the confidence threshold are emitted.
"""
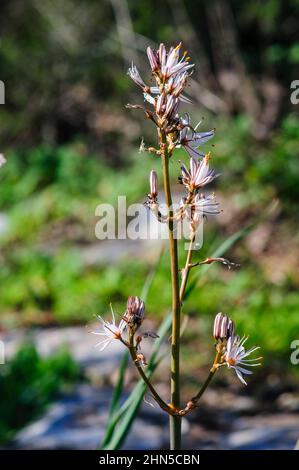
[0,0,299,449]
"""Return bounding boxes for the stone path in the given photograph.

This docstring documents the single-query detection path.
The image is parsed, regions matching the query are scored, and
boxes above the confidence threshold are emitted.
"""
[2,325,299,450]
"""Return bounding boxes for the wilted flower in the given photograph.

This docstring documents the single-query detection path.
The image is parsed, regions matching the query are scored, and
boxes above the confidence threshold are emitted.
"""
[121,296,145,331]
[224,335,262,385]
[178,114,215,159]
[92,306,125,351]
[179,154,218,192]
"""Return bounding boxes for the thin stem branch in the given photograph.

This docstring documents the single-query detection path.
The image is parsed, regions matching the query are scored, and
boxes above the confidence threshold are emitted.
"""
[126,334,171,414]
[160,130,182,450]
[177,351,221,416]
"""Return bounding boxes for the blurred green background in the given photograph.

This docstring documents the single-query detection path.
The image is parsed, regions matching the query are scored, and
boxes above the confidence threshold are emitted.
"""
[0,0,299,445]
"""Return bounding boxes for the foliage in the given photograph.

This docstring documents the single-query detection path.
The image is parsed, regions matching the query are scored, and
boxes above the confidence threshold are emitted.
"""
[0,342,81,443]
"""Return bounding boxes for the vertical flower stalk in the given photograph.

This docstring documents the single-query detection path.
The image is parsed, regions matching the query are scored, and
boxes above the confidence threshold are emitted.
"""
[160,128,182,448]
[91,41,265,450]
[128,42,213,449]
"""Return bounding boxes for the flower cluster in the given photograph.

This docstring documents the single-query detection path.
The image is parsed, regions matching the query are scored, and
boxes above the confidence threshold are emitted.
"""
[128,43,214,154]
[92,296,157,367]
[213,313,262,385]
[93,42,262,430]
[128,44,220,234]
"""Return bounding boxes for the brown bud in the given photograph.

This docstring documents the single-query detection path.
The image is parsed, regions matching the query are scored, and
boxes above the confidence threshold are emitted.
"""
[123,296,145,330]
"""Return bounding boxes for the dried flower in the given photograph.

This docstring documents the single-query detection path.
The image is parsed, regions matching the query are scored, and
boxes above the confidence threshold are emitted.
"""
[179,154,218,192]
[224,335,262,385]
[92,306,125,351]
[136,352,147,366]
[121,296,145,331]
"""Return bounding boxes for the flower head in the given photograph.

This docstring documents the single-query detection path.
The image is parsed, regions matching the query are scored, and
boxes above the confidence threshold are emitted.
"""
[193,193,220,217]
[178,115,215,159]
[92,305,125,351]
[179,154,218,192]
[158,43,194,80]
[224,335,262,385]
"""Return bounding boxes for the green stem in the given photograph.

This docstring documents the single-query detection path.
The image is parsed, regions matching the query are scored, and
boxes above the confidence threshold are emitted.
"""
[127,335,171,414]
[160,131,181,450]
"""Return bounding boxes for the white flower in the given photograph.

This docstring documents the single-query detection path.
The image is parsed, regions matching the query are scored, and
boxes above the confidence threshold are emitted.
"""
[178,114,215,159]
[92,306,125,351]
[193,193,220,216]
[179,155,219,191]
[224,335,262,385]
[159,43,194,79]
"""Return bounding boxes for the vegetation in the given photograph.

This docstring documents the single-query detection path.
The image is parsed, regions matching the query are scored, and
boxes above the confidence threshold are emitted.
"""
[0,343,81,443]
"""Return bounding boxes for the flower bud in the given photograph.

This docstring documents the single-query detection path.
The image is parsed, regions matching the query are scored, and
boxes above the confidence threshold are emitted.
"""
[123,296,145,330]
[156,93,166,116]
[158,43,166,68]
[213,312,234,341]
[147,47,159,73]
[165,95,179,121]
[149,170,158,198]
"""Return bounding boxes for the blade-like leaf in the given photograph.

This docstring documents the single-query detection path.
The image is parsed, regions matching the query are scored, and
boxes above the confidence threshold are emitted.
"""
[100,247,165,448]
[103,219,262,449]
[102,312,172,450]
[100,350,129,448]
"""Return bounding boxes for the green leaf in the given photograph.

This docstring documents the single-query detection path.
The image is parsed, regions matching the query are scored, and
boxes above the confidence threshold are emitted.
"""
[100,350,129,448]
[101,312,172,450]
[100,248,165,449]
[101,213,268,449]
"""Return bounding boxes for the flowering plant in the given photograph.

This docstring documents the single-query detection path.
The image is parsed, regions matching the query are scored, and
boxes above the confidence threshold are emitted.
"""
[96,43,261,450]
